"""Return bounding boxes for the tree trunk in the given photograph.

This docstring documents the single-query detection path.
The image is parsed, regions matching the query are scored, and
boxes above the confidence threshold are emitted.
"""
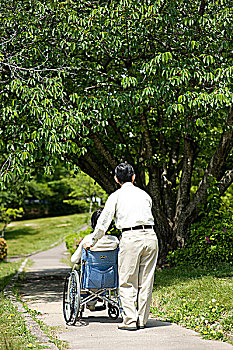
[71,107,233,266]
[152,207,173,266]
[1,222,7,238]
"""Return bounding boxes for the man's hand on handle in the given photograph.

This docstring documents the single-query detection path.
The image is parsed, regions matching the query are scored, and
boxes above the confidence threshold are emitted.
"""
[83,242,92,250]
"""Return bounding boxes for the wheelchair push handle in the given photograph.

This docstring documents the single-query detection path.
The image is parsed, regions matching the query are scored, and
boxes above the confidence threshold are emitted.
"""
[72,264,77,271]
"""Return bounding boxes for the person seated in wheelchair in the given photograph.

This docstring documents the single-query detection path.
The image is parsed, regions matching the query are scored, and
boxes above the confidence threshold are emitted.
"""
[71,208,119,311]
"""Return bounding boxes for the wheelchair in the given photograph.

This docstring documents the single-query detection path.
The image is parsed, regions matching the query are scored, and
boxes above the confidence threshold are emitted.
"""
[63,248,121,325]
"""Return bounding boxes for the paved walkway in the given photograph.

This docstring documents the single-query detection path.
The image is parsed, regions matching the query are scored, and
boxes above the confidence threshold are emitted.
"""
[19,242,233,350]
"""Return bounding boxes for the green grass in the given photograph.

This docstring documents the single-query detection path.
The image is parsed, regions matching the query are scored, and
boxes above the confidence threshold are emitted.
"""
[0,292,44,350]
[0,260,21,291]
[5,213,89,256]
[0,213,89,350]
[151,263,233,343]
[0,260,43,350]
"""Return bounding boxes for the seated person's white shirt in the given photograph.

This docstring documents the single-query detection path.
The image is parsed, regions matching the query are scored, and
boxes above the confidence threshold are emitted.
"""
[71,233,119,264]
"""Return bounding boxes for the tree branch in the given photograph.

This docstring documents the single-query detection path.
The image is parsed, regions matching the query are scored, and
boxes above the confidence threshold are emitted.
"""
[183,106,233,220]
[175,135,196,222]
[218,170,233,195]
[77,153,117,194]
[140,113,153,159]
[147,166,167,223]
[91,133,118,171]
[108,118,135,165]
[199,1,207,16]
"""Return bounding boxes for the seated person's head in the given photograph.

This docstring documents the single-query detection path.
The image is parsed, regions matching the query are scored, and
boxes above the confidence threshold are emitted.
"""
[91,208,114,234]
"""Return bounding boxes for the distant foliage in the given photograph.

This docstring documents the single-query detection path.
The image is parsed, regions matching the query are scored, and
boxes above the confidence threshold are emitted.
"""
[63,171,107,215]
[23,167,93,218]
[168,209,233,266]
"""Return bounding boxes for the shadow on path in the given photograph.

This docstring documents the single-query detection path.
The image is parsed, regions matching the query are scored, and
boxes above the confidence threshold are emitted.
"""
[72,317,171,328]
[20,268,69,304]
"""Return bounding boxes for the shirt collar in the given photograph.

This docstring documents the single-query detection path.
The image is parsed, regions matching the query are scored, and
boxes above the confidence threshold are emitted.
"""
[121,182,134,189]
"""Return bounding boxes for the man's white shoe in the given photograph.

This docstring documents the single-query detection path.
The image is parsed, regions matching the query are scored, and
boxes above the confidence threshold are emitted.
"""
[118,322,137,331]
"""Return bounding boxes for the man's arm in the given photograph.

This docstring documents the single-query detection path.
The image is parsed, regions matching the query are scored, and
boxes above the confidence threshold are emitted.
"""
[84,193,117,248]
[71,236,90,264]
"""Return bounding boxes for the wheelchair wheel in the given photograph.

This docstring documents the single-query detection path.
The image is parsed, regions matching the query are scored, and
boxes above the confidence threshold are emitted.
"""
[63,270,81,325]
[108,305,119,319]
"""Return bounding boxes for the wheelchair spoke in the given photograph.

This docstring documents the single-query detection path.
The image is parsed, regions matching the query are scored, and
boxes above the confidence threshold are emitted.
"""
[63,270,81,325]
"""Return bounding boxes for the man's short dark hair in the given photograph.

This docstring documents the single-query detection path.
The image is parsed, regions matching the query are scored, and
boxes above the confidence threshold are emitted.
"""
[115,163,135,184]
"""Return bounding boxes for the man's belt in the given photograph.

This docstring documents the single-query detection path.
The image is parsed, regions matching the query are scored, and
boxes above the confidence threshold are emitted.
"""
[122,225,154,232]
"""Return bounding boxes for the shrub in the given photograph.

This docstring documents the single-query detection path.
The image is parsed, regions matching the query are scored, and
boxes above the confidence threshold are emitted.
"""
[65,227,92,255]
[168,210,233,267]
[0,238,7,261]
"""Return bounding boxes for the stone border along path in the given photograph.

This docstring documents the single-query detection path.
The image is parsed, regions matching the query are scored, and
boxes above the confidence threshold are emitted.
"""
[4,239,233,350]
[4,258,59,350]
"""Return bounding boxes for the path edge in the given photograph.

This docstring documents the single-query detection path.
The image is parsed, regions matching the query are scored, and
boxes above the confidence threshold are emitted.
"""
[3,258,61,350]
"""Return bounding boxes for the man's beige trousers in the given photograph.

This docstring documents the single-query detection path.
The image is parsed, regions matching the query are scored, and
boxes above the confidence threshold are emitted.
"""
[118,229,158,327]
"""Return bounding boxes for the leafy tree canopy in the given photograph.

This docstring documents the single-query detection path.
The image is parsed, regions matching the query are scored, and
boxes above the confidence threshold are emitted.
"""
[1,0,233,261]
